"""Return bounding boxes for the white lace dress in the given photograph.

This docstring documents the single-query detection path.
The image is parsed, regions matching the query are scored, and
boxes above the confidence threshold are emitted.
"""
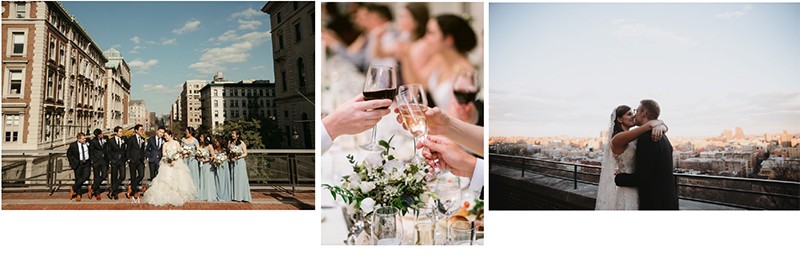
[142,141,197,206]
[595,140,639,210]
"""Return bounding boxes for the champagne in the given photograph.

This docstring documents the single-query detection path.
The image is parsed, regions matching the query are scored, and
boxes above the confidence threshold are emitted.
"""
[363,88,398,109]
[398,104,428,138]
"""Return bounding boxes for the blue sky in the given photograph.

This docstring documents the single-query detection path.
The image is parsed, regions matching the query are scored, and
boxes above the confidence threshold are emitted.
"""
[62,1,274,115]
[490,3,800,137]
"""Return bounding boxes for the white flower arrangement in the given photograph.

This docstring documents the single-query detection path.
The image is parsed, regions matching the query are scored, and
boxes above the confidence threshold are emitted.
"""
[213,152,228,166]
[164,150,182,164]
[195,147,210,159]
[323,136,431,216]
[181,145,194,156]
[229,145,243,159]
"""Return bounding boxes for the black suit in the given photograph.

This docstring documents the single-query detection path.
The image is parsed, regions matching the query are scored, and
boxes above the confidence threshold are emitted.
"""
[146,136,164,181]
[127,134,147,194]
[615,131,679,210]
[66,141,92,195]
[89,137,109,195]
[107,136,127,196]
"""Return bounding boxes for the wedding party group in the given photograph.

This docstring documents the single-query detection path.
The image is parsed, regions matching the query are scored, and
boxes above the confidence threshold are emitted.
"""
[66,125,252,206]
[321,2,485,245]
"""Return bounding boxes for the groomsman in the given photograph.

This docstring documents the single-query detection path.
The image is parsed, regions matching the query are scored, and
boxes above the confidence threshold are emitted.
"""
[146,126,165,183]
[88,129,109,200]
[66,132,92,201]
[107,126,127,200]
[126,124,147,200]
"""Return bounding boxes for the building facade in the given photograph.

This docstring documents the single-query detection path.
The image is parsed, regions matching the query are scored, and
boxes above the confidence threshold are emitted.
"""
[2,1,108,150]
[129,99,147,126]
[103,48,130,131]
[263,1,315,149]
[180,80,206,130]
[199,74,277,133]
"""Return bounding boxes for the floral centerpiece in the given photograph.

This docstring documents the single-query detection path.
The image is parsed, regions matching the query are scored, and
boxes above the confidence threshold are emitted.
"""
[213,152,228,166]
[164,150,182,164]
[323,137,432,217]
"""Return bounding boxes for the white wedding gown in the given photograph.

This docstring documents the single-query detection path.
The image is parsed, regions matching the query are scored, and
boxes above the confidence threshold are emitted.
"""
[595,139,639,210]
[142,141,197,206]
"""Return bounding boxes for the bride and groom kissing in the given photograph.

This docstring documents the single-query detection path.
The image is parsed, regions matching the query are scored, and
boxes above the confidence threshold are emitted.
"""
[596,99,679,210]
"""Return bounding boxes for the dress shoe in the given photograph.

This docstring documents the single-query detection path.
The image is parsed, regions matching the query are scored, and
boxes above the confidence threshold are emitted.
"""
[76,194,82,202]
[125,185,132,199]
[70,188,76,200]
[96,193,102,201]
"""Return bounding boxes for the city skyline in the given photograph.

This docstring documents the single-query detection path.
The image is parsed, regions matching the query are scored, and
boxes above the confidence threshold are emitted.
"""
[62,1,275,115]
[490,3,800,138]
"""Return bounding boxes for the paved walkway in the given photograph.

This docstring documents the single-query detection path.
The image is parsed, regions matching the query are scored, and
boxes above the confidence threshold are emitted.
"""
[2,190,315,210]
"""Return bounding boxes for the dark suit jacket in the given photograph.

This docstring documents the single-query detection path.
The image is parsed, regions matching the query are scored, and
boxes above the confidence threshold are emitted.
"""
[89,137,108,166]
[126,134,147,164]
[67,141,90,170]
[615,131,679,210]
[107,136,127,165]
[146,136,163,163]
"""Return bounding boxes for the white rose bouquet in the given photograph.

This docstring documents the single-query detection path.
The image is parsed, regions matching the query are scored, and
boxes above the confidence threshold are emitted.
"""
[213,152,228,166]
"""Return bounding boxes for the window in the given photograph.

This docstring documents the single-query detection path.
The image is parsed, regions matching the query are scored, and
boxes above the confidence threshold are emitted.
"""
[49,37,56,60]
[8,70,23,96]
[281,71,287,91]
[59,44,65,65]
[297,58,307,90]
[243,101,247,108]
[214,110,219,118]
[15,2,26,18]
[5,114,21,142]
[12,32,25,55]
[214,89,218,96]
[284,111,289,118]
[293,2,298,10]
[279,35,284,49]
[214,100,218,107]
[46,71,54,99]
[295,23,302,42]
[277,12,282,24]
[58,76,64,101]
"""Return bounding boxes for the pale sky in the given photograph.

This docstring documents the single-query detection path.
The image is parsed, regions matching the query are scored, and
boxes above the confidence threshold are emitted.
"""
[489,3,800,138]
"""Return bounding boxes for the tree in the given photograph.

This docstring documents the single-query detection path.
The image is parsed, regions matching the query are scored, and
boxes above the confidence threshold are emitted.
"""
[214,117,265,149]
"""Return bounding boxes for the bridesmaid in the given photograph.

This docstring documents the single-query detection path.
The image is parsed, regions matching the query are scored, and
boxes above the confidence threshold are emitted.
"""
[181,127,200,195]
[229,129,252,202]
[196,133,217,201]
[213,136,232,202]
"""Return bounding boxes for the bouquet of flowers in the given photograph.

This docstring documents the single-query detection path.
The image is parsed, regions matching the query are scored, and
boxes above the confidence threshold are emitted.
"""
[323,136,432,216]
[229,145,243,159]
[164,150,182,164]
[195,147,210,160]
[181,145,194,156]
[213,152,228,166]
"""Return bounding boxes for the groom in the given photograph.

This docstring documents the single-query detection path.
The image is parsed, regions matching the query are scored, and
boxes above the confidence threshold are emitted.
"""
[146,126,165,183]
[615,99,679,210]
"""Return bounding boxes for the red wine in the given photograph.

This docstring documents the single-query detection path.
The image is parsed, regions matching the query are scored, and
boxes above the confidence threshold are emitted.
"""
[453,90,477,104]
[363,88,397,109]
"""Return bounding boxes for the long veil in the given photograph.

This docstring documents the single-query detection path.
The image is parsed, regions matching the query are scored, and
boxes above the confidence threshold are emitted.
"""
[595,109,618,210]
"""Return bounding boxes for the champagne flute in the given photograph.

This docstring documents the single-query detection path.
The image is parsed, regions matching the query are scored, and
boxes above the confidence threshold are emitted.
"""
[371,206,404,245]
[360,65,398,151]
[452,69,480,105]
[396,84,428,164]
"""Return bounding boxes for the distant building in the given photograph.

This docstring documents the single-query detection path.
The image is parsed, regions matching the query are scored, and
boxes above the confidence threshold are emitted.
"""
[148,111,157,129]
[198,72,277,133]
[103,48,131,131]
[180,80,206,130]
[263,1,315,149]
[734,127,745,140]
[2,1,108,150]
[129,100,147,126]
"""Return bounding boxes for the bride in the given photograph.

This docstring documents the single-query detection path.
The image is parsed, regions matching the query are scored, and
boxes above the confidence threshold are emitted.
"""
[596,105,667,210]
[142,130,197,206]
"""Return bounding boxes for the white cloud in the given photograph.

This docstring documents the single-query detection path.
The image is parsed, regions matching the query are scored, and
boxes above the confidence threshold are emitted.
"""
[215,30,239,42]
[250,65,266,71]
[614,22,698,47]
[130,36,140,44]
[238,19,263,30]
[142,84,182,93]
[146,40,157,45]
[716,4,752,19]
[128,59,159,74]
[190,30,271,74]
[162,38,177,45]
[172,19,201,34]
[230,8,262,19]
[109,44,121,49]
[611,18,628,25]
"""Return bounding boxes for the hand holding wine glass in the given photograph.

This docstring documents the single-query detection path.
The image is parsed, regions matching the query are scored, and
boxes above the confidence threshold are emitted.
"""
[361,65,398,151]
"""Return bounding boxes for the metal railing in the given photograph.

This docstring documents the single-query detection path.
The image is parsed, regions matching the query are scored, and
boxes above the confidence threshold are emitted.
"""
[490,153,800,210]
[1,149,314,195]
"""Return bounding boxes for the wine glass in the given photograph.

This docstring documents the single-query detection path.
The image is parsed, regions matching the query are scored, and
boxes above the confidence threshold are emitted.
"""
[433,175,462,244]
[360,65,398,151]
[396,84,428,164]
[452,68,480,105]
[448,220,474,245]
[371,206,404,245]
[414,207,436,245]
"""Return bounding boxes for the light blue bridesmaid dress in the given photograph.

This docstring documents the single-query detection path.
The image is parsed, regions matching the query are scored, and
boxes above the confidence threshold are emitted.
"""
[230,142,252,202]
[214,153,232,201]
[182,138,200,195]
[196,146,217,201]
